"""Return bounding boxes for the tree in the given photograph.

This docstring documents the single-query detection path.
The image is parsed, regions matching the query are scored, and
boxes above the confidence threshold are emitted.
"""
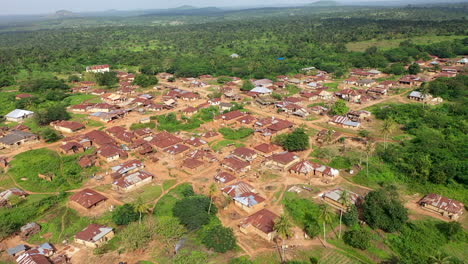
[240,80,254,91]
[338,190,352,238]
[380,118,396,150]
[343,229,371,250]
[304,216,320,238]
[133,74,159,87]
[173,195,217,230]
[202,225,236,253]
[140,65,158,75]
[153,216,186,252]
[343,205,359,227]
[282,128,310,151]
[20,78,69,93]
[274,214,293,262]
[408,63,421,75]
[319,204,333,243]
[330,100,349,116]
[41,127,61,143]
[34,104,71,125]
[120,218,155,251]
[134,197,151,224]
[358,129,370,138]
[0,75,15,87]
[363,186,408,232]
[112,203,139,225]
[67,75,81,82]
[428,252,454,264]
[95,72,118,87]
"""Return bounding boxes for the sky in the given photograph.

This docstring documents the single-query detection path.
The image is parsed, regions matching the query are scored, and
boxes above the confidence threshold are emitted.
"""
[1,0,390,15]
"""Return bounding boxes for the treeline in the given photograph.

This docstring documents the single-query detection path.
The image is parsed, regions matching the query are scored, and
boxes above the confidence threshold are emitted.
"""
[0,12,466,80]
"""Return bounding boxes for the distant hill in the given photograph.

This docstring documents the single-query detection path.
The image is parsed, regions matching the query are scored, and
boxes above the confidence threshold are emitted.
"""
[309,1,339,6]
[48,10,80,18]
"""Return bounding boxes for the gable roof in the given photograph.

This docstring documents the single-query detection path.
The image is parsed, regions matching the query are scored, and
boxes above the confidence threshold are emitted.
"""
[5,109,34,119]
[241,209,278,234]
[70,189,107,208]
[75,224,113,242]
[222,181,255,198]
[419,194,464,214]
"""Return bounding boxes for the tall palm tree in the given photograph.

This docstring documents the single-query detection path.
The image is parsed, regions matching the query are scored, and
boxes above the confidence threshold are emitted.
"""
[337,190,352,239]
[274,214,293,263]
[380,118,396,150]
[208,183,217,214]
[319,204,333,244]
[134,197,151,224]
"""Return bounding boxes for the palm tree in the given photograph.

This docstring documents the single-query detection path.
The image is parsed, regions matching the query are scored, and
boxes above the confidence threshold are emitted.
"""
[319,204,333,244]
[134,197,151,224]
[380,118,396,150]
[274,214,293,263]
[208,183,217,214]
[428,252,453,264]
[337,190,352,239]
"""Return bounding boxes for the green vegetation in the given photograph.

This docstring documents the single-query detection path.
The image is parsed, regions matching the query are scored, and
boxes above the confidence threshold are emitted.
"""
[9,148,95,192]
[201,225,237,253]
[343,230,372,250]
[129,121,156,130]
[173,195,218,230]
[330,100,349,116]
[95,72,118,87]
[112,203,139,225]
[273,128,310,151]
[133,74,159,87]
[219,127,254,140]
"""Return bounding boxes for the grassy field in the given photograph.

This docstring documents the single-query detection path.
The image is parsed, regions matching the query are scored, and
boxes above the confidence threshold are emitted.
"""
[210,139,245,152]
[122,184,163,204]
[346,35,467,52]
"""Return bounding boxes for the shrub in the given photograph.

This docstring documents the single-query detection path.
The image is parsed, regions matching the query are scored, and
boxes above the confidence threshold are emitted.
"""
[173,195,217,230]
[201,225,237,253]
[330,100,349,116]
[41,127,62,142]
[95,72,118,87]
[112,204,139,225]
[343,205,359,227]
[133,74,159,87]
[343,229,371,250]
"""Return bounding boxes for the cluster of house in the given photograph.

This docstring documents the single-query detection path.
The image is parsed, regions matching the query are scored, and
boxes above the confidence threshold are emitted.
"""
[0,121,39,149]
[0,188,28,207]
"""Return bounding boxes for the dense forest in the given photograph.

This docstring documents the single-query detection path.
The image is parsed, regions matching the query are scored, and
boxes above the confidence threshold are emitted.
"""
[0,5,467,82]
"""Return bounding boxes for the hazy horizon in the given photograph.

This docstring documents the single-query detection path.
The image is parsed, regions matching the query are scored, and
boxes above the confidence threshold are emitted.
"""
[1,0,410,15]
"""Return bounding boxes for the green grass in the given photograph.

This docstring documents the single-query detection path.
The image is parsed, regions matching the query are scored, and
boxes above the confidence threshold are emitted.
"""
[210,139,245,152]
[123,184,163,204]
[153,183,193,217]
[285,84,301,96]
[9,148,97,192]
[163,179,177,190]
[346,35,467,52]
[63,94,100,105]
[320,249,362,264]
[28,206,91,244]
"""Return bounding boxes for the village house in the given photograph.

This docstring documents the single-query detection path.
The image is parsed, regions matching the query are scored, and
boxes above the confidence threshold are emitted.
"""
[164,144,190,159]
[5,109,34,122]
[86,64,110,73]
[408,91,430,101]
[215,110,245,124]
[236,114,257,125]
[88,103,116,113]
[70,189,107,210]
[222,156,251,173]
[182,158,205,172]
[253,143,280,157]
[253,79,273,87]
[184,137,208,148]
[150,131,183,149]
[322,188,361,211]
[214,171,237,185]
[265,152,300,171]
[112,170,154,192]
[222,181,257,198]
[85,130,117,147]
[51,120,85,133]
[356,79,376,87]
[20,222,41,239]
[232,147,258,162]
[337,89,361,103]
[316,129,342,144]
[69,103,94,112]
[0,130,39,149]
[367,87,388,96]
[399,75,423,86]
[0,188,28,207]
[328,115,361,129]
[186,149,217,162]
[347,110,371,122]
[250,87,273,96]
[419,194,464,220]
[75,224,114,248]
[288,160,316,176]
[202,131,221,140]
[318,90,334,100]
[14,242,55,264]
[240,209,278,242]
[233,192,266,213]
[0,156,8,168]
[59,141,85,154]
[111,159,144,177]
[97,144,128,162]
[7,245,29,258]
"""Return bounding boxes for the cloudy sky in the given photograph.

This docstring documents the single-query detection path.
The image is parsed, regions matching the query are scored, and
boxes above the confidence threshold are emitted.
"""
[2,0,389,15]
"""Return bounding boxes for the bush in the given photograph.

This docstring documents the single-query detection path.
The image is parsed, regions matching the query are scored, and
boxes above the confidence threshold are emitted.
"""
[173,195,217,230]
[133,74,159,87]
[217,76,232,84]
[229,257,253,264]
[240,80,254,91]
[201,225,236,253]
[95,72,118,87]
[330,100,349,116]
[112,204,139,225]
[363,186,408,232]
[275,128,310,151]
[41,127,62,142]
[129,122,156,130]
[20,78,69,93]
[436,221,463,241]
[343,229,371,250]
[304,217,320,238]
[120,218,155,251]
[34,104,71,125]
